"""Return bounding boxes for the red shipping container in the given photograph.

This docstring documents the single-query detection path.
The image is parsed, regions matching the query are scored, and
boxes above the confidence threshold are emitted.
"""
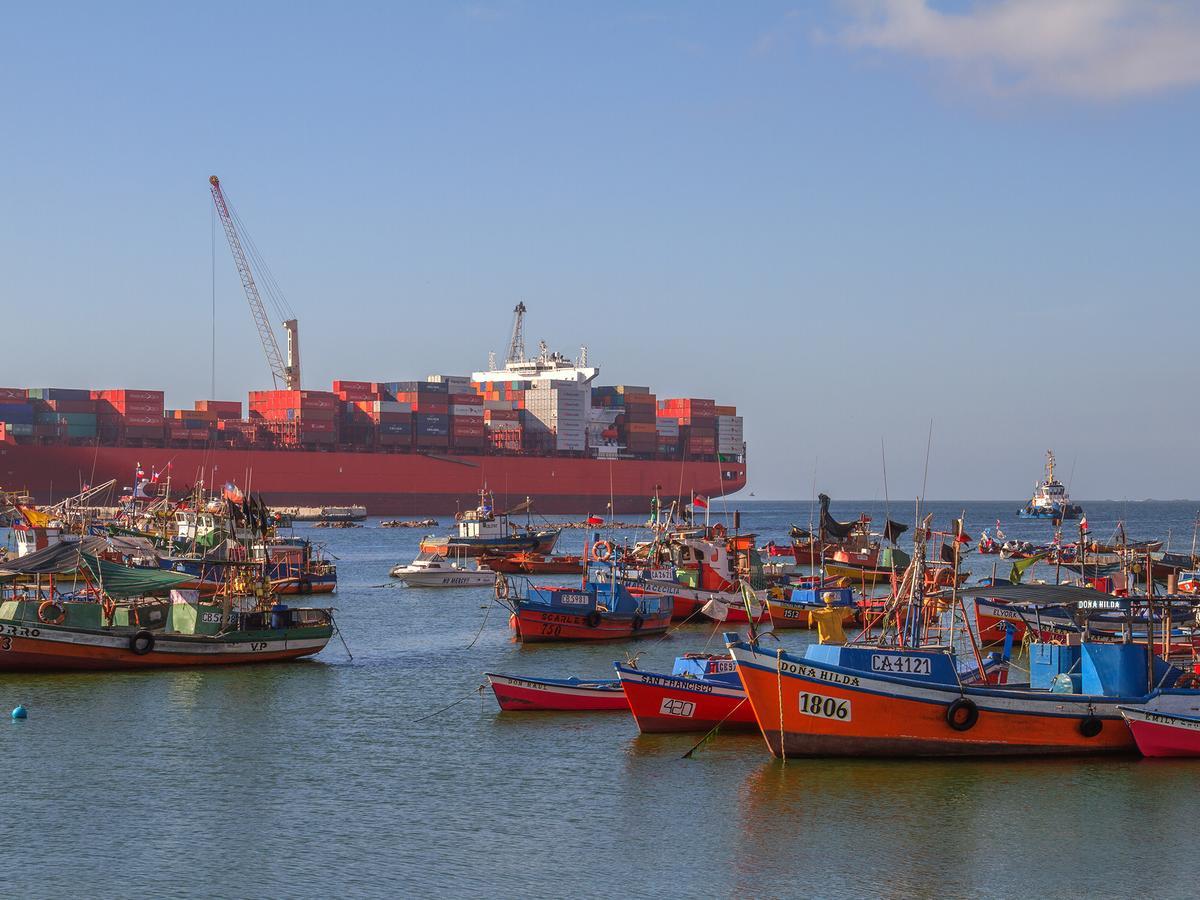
[0,388,28,402]
[332,380,372,393]
[94,389,165,404]
[195,400,242,415]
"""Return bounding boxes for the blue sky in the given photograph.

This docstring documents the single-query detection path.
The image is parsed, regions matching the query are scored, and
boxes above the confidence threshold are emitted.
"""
[2,1,1198,500]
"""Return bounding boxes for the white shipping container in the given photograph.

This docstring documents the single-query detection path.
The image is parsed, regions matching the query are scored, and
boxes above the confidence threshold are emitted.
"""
[375,401,412,413]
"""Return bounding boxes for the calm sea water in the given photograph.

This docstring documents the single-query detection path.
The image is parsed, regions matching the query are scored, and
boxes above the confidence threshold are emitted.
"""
[3,499,1199,899]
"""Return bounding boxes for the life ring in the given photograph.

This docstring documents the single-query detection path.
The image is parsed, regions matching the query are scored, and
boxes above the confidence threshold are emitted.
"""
[945,698,979,731]
[129,630,155,656]
[591,541,613,562]
[1078,717,1103,738]
[37,600,66,626]
[631,613,644,631]
[494,576,510,601]
[1175,672,1200,690]
[586,610,602,628]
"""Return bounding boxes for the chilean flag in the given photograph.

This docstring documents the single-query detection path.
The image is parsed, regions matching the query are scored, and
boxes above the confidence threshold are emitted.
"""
[693,494,709,510]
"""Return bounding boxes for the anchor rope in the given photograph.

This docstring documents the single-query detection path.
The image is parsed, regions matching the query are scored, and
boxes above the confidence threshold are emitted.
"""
[414,684,486,724]
[465,601,492,650]
[681,698,749,759]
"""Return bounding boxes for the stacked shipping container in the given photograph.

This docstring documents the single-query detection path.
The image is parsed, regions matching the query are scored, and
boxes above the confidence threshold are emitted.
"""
[93,389,165,442]
[249,390,339,445]
[0,378,743,463]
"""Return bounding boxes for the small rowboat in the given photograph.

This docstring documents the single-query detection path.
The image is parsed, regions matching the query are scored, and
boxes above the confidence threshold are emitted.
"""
[485,672,628,711]
[614,655,757,734]
[1119,706,1200,757]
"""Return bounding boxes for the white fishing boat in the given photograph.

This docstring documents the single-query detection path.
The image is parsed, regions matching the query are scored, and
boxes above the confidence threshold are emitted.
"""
[390,552,497,588]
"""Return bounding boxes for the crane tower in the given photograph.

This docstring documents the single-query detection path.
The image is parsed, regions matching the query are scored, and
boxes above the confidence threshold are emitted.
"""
[209,175,301,390]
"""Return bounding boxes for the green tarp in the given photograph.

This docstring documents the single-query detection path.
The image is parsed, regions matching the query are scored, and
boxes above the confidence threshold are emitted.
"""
[81,554,193,599]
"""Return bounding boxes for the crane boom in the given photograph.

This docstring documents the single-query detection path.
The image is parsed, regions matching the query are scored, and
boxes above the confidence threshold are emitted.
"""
[208,175,300,390]
[506,301,527,365]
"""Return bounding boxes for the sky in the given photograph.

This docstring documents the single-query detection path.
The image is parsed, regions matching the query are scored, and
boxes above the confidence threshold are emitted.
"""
[2,1,1198,501]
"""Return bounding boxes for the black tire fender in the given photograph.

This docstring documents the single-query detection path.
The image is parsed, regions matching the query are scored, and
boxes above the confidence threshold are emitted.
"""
[946,697,979,731]
[130,630,155,656]
[1079,717,1103,738]
[585,610,602,628]
[631,614,644,632]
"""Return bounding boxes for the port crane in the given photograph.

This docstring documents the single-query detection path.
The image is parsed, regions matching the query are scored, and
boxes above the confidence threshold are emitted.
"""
[209,175,301,390]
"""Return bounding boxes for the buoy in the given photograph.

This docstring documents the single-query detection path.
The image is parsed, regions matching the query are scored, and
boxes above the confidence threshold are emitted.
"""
[11,705,27,720]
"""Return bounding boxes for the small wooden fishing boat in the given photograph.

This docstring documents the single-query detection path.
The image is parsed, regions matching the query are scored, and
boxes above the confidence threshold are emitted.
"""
[614,654,757,733]
[731,583,1191,759]
[419,490,559,558]
[485,672,628,711]
[765,586,858,629]
[1119,707,1200,757]
[479,551,584,575]
[503,568,672,642]
[0,551,333,671]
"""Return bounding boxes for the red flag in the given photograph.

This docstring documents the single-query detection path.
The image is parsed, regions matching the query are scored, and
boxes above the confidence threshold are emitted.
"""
[586,515,604,526]
[693,495,708,510]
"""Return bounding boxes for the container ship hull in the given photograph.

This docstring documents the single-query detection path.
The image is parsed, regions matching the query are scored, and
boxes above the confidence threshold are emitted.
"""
[0,444,746,515]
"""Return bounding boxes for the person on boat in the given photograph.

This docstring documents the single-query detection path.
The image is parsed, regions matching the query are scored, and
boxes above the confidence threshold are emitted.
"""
[807,593,847,645]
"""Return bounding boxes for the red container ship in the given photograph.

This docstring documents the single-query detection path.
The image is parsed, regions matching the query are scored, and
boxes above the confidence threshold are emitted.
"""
[0,345,745,514]
[0,184,746,513]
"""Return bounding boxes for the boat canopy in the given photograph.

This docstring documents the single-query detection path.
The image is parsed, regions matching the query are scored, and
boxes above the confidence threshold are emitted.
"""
[80,555,194,599]
[0,535,156,576]
[961,583,1128,606]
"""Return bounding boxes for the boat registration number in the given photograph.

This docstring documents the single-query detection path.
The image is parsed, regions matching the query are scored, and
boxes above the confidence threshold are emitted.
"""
[798,692,851,721]
[557,592,591,606]
[659,697,696,718]
[871,654,931,676]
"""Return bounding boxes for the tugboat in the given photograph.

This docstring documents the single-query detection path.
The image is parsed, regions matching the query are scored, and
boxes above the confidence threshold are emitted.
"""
[1017,450,1083,520]
[419,490,560,558]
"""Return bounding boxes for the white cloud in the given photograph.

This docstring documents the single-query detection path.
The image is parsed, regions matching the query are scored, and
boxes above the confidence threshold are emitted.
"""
[836,0,1200,100]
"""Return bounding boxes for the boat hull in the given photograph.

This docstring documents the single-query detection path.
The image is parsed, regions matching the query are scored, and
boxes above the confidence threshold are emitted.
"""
[615,664,756,733]
[730,642,1159,758]
[0,443,745,515]
[1121,708,1200,757]
[485,673,628,711]
[0,623,331,671]
[509,607,672,642]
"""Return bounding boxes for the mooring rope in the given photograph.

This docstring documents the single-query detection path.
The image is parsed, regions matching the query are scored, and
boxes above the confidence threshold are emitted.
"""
[413,684,486,723]
[681,698,748,760]
[465,602,492,650]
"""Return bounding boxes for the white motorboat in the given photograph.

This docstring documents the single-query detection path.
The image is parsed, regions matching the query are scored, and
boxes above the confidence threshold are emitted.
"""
[390,553,497,588]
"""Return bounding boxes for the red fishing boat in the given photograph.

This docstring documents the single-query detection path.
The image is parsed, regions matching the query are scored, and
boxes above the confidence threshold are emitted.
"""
[1119,707,1200,757]
[485,672,628,711]
[502,564,672,643]
[479,551,584,575]
[614,654,757,733]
